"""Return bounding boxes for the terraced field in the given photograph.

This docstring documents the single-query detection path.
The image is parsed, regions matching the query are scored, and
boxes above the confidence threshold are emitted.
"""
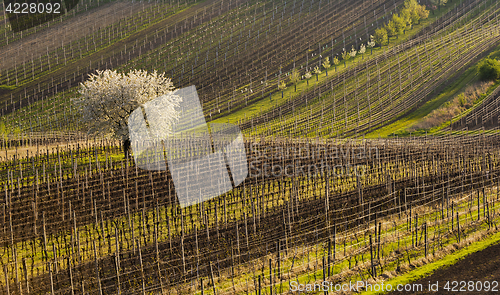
[1,0,500,294]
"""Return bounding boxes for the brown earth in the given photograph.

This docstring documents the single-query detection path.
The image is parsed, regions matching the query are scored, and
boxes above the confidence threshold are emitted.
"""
[388,240,500,294]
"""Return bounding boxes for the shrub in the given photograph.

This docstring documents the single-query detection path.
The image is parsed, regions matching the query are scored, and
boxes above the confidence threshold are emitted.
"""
[386,20,397,38]
[417,5,430,22]
[457,94,467,108]
[478,58,500,81]
[374,28,388,47]
[392,14,407,36]
[411,81,493,130]
[278,80,287,90]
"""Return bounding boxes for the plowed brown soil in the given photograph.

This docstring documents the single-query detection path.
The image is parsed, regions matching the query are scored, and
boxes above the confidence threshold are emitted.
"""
[388,240,500,294]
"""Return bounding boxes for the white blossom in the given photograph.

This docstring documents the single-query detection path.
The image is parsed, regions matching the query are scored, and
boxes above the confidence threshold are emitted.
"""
[73,69,181,141]
[359,43,366,55]
[367,35,376,48]
[349,45,357,58]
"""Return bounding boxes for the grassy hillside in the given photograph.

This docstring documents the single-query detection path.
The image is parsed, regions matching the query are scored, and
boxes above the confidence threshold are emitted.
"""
[3,1,500,294]
[367,43,500,138]
[1,0,491,140]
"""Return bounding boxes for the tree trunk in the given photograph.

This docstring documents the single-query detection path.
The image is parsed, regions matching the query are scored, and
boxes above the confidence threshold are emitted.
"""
[123,138,131,159]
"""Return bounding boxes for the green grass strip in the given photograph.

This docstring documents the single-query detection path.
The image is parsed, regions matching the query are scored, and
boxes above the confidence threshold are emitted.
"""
[361,230,500,295]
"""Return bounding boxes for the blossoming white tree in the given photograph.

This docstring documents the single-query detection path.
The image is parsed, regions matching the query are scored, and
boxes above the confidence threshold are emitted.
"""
[341,49,349,67]
[367,35,376,54]
[313,66,321,81]
[73,69,182,158]
[349,45,357,58]
[304,70,312,85]
[322,57,331,76]
[359,43,366,59]
[333,56,340,71]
